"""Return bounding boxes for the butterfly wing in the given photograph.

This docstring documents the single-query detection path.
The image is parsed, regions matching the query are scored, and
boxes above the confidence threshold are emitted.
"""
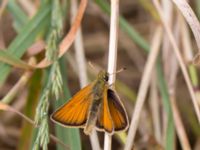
[107,89,129,131]
[51,84,94,127]
[96,86,114,134]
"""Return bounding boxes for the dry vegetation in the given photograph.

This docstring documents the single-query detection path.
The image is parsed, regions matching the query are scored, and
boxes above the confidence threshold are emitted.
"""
[0,0,200,150]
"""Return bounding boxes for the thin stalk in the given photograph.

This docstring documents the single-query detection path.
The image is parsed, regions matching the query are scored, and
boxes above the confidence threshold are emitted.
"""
[156,60,175,150]
[170,95,192,150]
[124,26,163,150]
[70,0,101,150]
[105,0,119,150]
[94,0,149,52]
[1,58,35,104]
[152,0,200,123]
[150,73,162,143]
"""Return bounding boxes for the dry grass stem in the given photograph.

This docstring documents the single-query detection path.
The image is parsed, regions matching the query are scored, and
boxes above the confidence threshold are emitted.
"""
[150,73,162,143]
[1,58,36,104]
[125,26,163,150]
[164,23,191,150]
[152,0,200,124]
[180,15,194,62]
[105,0,120,149]
[70,0,101,149]
[71,0,88,87]
[170,96,192,150]
[0,102,69,149]
[0,0,88,70]
[171,0,200,53]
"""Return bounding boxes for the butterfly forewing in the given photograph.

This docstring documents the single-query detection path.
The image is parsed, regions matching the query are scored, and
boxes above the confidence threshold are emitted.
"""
[51,84,93,127]
[107,89,129,131]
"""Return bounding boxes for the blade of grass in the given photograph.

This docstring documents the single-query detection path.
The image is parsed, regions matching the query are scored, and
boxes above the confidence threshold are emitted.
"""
[96,1,175,148]
[124,26,162,150]
[70,0,100,149]
[0,50,34,70]
[152,0,200,123]
[156,60,175,150]
[17,70,43,150]
[6,0,28,32]
[0,58,34,104]
[171,0,200,56]
[54,57,82,150]
[0,2,51,87]
[94,0,149,52]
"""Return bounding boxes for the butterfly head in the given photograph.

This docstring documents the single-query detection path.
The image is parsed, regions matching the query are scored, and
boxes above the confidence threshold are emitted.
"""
[98,70,109,82]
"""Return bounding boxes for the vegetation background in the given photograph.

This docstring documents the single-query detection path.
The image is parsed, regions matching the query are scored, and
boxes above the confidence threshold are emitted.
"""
[0,0,200,150]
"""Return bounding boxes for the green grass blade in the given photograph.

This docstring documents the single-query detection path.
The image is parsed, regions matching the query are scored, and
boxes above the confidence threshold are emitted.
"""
[95,0,149,52]
[17,70,43,150]
[95,1,175,148]
[7,0,28,32]
[0,3,51,87]
[156,61,175,150]
[0,50,33,69]
[53,57,82,150]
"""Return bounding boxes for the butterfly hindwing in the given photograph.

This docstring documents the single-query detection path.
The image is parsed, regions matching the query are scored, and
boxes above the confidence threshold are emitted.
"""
[107,89,129,131]
[51,84,93,127]
[96,86,114,134]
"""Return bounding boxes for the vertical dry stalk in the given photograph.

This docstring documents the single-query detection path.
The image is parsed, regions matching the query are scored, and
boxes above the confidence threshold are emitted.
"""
[105,0,119,150]
[161,0,173,77]
[180,14,193,63]
[165,12,192,150]
[152,0,200,123]
[150,73,162,143]
[170,96,192,150]
[70,0,101,150]
[124,26,163,150]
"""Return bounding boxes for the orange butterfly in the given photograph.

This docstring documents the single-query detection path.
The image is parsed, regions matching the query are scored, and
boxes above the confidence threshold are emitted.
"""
[51,70,129,135]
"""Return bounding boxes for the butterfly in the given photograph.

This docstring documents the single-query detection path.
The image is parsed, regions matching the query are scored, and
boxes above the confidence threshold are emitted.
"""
[51,70,129,135]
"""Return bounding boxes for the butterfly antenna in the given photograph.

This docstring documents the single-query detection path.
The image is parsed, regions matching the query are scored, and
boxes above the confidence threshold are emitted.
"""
[88,61,95,69]
[109,67,126,75]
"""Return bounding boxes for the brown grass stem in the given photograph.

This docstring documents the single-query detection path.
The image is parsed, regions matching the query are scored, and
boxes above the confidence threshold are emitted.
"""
[105,0,119,149]
[152,0,200,124]
[171,0,200,54]
[170,96,192,150]
[70,0,101,149]
[1,58,35,104]
[150,73,162,143]
[0,102,69,149]
[124,26,163,150]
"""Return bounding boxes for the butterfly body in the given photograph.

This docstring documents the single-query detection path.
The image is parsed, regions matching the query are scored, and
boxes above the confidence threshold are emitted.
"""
[51,71,129,135]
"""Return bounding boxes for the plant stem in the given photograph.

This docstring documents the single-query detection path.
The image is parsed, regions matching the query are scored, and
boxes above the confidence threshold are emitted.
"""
[105,0,119,150]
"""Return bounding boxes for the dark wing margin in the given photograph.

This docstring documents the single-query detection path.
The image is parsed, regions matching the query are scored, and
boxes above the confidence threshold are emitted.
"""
[107,89,129,131]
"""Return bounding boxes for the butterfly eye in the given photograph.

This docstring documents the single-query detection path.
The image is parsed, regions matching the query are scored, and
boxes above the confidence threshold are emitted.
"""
[104,75,109,81]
